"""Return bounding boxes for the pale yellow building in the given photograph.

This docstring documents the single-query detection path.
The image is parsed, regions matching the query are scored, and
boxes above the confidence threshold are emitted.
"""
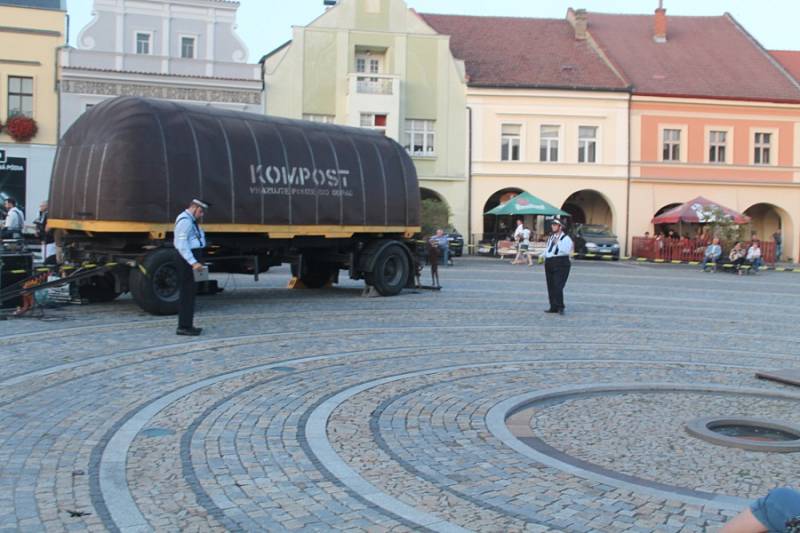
[423,12,631,245]
[0,0,65,221]
[262,0,469,233]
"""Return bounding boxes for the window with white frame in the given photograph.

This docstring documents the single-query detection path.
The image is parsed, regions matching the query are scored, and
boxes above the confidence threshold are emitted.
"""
[662,129,681,161]
[8,76,33,117]
[709,130,727,163]
[303,114,334,124]
[501,124,521,161]
[404,119,435,156]
[181,36,196,59]
[754,132,772,165]
[136,32,152,55]
[356,58,366,73]
[578,126,597,163]
[360,113,387,135]
[540,125,559,162]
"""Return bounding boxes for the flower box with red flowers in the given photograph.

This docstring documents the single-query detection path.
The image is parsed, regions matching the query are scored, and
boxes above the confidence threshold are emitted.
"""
[5,115,38,142]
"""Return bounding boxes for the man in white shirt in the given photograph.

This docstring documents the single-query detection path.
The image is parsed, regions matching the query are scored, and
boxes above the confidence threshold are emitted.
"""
[512,219,524,241]
[746,240,763,273]
[174,199,208,336]
[541,217,574,315]
[1,197,24,239]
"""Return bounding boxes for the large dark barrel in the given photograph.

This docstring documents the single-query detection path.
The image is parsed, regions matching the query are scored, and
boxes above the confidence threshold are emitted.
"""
[49,97,420,231]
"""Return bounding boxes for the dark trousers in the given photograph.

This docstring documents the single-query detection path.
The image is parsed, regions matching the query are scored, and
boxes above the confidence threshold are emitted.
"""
[544,256,571,311]
[177,255,196,329]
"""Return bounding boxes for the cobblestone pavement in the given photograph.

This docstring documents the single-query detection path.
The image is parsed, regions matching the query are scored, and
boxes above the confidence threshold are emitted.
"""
[1,258,799,532]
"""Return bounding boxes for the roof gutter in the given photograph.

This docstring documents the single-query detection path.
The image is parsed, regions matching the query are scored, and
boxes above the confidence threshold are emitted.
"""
[467,82,630,93]
[633,91,800,106]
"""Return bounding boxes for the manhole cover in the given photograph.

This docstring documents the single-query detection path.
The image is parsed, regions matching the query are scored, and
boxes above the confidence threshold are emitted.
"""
[686,417,800,452]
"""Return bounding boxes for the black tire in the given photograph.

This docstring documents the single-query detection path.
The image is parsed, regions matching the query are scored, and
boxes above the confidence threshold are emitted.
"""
[367,244,410,296]
[129,249,181,315]
[78,273,120,303]
[292,259,337,289]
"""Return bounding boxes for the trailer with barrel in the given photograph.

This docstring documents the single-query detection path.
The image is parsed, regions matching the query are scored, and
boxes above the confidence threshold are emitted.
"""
[46,97,421,314]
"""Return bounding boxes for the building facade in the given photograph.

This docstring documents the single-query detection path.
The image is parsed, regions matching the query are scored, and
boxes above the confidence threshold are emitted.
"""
[60,0,262,136]
[584,9,800,261]
[262,0,469,233]
[0,0,66,222]
[422,12,630,243]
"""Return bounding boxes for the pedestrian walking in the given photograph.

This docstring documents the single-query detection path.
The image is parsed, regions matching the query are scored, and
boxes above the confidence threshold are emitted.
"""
[174,199,209,336]
[542,218,573,315]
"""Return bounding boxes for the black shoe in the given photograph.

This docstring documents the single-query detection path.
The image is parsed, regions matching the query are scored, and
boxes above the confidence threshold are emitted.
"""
[176,326,202,336]
[544,309,558,314]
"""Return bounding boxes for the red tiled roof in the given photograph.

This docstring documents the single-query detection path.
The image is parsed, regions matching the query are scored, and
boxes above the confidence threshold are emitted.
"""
[419,13,628,91]
[770,50,800,83]
[585,12,800,102]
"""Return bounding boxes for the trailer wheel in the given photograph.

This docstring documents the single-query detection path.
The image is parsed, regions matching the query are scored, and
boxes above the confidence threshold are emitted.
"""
[130,249,180,315]
[291,259,337,289]
[367,244,410,296]
[78,273,120,303]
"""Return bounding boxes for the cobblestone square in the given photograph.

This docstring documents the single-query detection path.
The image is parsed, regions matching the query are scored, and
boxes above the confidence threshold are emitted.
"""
[1,258,799,532]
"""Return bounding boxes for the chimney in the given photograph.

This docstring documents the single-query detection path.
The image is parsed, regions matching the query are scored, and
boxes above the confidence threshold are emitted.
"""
[573,9,588,41]
[654,3,667,43]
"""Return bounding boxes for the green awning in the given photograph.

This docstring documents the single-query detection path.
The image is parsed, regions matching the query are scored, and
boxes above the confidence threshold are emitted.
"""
[485,192,570,216]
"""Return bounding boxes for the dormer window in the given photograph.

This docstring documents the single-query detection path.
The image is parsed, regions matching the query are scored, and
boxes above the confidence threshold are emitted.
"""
[135,32,152,55]
[181,36,196,59]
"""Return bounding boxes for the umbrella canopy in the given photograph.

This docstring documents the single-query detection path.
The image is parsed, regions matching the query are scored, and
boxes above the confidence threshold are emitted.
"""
[485,192,569,216]
[651,196,750,225]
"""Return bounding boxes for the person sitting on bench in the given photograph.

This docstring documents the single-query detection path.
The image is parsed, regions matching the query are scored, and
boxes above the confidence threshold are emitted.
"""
[701,237,722,272]
[746,240,763,273]
[729,241,747,275]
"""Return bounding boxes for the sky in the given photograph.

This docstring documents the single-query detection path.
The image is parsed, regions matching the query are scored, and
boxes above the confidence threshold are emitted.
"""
[66,0,800,61]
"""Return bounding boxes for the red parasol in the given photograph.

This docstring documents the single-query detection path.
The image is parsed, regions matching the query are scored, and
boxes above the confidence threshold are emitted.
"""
[651,196,751,225]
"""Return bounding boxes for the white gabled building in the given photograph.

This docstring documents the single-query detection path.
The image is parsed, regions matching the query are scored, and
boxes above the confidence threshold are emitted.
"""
[59,0,262,136]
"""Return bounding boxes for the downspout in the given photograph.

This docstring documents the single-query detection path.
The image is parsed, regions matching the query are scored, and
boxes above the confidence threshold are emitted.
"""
[624,91,632,257]
[466,105,473,252]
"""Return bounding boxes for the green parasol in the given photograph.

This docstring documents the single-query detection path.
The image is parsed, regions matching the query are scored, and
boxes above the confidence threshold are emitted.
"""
[485,191,570,216]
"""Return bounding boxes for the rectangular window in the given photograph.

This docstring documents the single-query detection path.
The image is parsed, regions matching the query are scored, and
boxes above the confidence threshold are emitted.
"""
[8,76,33,117]
[136,32,151,55]
[578,126,597,163]
[303,114,334,124]
[709,130,727,163]
[356,58,366,73]
[662,129,681,161]
[369,59,380,74]
[754,132,771,165]
[404,120,435,156]
[180,36,195,59]
[360,113,387,134]
[540,125,559,162]
[501,124,521,161]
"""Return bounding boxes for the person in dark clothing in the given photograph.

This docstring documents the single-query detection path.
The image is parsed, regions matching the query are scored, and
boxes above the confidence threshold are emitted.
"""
[34,201,56,263]
[542,218,574,315]
[427,240,440,288]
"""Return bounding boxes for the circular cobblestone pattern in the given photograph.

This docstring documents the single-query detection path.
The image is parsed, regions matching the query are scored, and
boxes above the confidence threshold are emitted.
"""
[1,258,799,532]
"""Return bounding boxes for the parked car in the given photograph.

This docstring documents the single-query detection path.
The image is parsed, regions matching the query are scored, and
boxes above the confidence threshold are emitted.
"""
[571,224,620,260]
[446,229,464,256]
